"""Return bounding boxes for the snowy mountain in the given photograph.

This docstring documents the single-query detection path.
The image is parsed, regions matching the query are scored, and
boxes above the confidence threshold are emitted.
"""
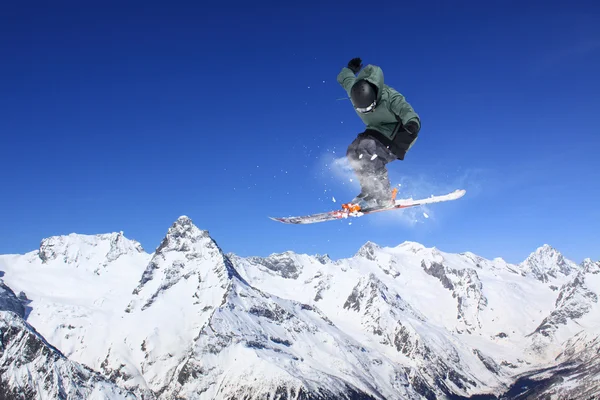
[502,330,600,399]
[0,311,138,400]
[38,231,145,272]
[0,279,25,317]
[0,279,136,399]
[0,217,598,399]
[518,244,578,283]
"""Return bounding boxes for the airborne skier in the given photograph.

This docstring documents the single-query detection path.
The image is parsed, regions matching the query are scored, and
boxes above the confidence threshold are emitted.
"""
[270,57,466,224]
[338,57,421,210]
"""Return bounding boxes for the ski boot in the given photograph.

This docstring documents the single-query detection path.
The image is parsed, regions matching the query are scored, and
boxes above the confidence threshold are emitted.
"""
[344,188,398,212]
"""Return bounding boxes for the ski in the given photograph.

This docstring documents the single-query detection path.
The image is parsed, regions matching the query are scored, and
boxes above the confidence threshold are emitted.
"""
[269,189,466,225]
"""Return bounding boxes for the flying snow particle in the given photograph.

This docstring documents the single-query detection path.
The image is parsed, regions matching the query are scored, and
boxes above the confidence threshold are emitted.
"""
[359,154,363,159]
[332,197,336,202]
[423,212,429,219]
[371,154,378,161]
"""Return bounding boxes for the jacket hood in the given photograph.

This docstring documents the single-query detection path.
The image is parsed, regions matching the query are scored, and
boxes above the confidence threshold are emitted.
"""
[357,65,384,99]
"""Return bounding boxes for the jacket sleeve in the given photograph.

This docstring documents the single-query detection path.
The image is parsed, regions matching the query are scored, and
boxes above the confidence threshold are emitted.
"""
[337,67,356,95]
[389,89,420,129]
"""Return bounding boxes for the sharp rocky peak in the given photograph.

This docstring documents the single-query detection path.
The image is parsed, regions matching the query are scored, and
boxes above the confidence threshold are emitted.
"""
[356,241,381,261]
[130,216,242,310]
[154,215,211,255]
[533,244,560,256]
[582,258,600,274]
[520,244,577,282]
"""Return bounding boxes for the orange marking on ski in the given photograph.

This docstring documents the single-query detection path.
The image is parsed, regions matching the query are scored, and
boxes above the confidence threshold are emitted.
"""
[342,203,361,213]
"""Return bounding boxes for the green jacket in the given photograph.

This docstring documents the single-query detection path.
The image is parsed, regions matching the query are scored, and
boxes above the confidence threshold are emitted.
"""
[337,65,420,141]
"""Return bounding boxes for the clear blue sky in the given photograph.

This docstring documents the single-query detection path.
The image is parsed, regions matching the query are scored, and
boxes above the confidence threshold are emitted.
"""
[1,1,599,264]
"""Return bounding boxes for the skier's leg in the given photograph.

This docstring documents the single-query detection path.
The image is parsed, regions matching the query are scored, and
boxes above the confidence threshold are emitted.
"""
[347,133,370,201]
[357,137,394,202]
[347,132,396,205]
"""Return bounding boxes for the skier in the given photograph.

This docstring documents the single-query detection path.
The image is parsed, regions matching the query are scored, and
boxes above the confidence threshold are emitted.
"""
[338,57,421,209]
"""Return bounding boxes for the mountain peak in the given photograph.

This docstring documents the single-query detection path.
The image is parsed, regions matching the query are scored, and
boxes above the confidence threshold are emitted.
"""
[582,258,600,274]
[38,232,145,266]
[154,216,209,255]
[175,215,192,224]
[520,244,576,282]
[536,244,558,254]
[130,215,239,311]
[526,244,562,262]
[396,241,427,253]
[170,215,196,234]
[356,241,381,261]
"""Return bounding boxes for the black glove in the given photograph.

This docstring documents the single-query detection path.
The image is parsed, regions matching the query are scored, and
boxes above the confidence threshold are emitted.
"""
[404,121,420,135]
[347,57,362,74]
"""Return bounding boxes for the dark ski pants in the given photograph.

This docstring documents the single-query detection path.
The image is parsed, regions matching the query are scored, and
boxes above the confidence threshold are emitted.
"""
[346,131,399,199]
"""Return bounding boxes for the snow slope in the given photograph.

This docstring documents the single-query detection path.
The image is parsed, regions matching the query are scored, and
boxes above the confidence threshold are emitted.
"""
[1,217,598,399]
[0,277,136,400]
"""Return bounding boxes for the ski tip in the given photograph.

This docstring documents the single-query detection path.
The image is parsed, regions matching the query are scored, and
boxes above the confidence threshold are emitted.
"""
[269,216,302,225]
[441,189,466,201]
[269,216,298,224]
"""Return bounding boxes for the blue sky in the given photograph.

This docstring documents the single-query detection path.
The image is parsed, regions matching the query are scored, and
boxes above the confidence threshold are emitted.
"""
[1,1,599,264]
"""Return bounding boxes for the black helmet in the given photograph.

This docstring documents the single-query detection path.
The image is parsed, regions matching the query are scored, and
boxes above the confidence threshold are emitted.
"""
[350,79,378,112]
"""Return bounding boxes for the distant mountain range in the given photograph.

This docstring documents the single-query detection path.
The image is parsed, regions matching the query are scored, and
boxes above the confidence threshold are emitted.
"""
[1,216,598,399]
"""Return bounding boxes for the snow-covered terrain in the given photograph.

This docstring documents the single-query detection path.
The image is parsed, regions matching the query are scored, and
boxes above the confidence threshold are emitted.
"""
[0,281,136,399]
[0,216,598,399]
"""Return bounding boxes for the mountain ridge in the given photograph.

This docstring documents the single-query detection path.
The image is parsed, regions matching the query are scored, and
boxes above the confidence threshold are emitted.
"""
[0,216,598,399]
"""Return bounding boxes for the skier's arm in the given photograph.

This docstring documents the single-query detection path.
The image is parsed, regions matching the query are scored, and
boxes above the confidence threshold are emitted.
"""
[389,89,420,132]
[337,67,357,95]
